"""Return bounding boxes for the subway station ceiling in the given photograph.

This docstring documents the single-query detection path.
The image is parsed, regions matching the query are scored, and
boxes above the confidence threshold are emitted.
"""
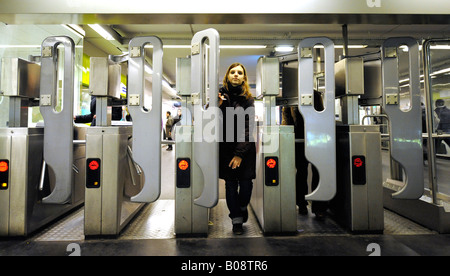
[1,2,449,89]
[84,23,450,86]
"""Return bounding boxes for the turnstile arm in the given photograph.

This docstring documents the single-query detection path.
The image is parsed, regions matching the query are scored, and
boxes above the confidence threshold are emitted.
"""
[39,36,75,204]
[297,37,337,201]
[381,37,424,199]
[127,36,163,203]
[191,28,220,208]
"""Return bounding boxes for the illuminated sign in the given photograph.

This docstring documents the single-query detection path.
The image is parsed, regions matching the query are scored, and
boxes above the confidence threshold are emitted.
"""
[0,161,8,172]
[266,158,277,169]
[176,158,190,188]
[265,156,278,186]
[353,157,363,168]
[0,160,9,190]
[352,155,366,185]
[178,160,189,171]
[89,160,99,171]
[86,158,101,188]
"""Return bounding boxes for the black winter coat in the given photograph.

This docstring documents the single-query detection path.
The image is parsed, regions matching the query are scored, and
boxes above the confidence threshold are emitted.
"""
[436,106,450,132]
[218,85,256,181]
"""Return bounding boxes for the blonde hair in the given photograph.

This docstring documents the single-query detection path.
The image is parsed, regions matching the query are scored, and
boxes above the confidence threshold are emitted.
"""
[223,62,252,99]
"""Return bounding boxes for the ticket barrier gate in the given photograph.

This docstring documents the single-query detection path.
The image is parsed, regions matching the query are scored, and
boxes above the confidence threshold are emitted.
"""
[84,56,140,236]
[296,38,337,205]
[85,36,163,236]
[379,38,444,230]
[84,125,143,236]
[287,37,384,233]
[330,55,384,233]
[0,36,85,236]
[251,38,338,234]
[251,57,297,234]
[175,57,210,235]
[380,37,424,200]
[174,29,220,236]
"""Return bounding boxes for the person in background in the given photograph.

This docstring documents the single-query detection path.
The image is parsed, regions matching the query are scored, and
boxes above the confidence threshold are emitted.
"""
[74,96,97,125]
[74,96,123,126]
[434,99,450,154]
[165,111,174,151]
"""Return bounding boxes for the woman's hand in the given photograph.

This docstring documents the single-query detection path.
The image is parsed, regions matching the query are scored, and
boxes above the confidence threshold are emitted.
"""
[229,156,242,169]
[218,92,226,106]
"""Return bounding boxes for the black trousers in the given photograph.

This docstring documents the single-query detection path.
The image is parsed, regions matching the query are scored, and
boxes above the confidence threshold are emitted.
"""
[295,143,328,213]
[225,179,253,224]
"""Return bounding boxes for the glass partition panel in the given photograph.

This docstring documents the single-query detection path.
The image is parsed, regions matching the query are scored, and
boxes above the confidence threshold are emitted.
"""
[428,41,450,200]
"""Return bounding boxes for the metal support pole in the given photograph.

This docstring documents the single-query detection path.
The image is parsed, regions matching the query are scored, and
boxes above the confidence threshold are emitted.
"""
[422,39,441,204]
[342,24,349,58]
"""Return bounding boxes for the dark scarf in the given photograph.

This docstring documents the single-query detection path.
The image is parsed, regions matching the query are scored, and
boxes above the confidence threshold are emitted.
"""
[220,81,254,109]
[227,82,243,96]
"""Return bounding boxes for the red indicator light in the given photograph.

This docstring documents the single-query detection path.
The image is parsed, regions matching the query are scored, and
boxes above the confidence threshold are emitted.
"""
[266,158,277,169]
[89,160,99,170]
[354,157,363,168]
[178,160,189,171]
[0,161,8,172]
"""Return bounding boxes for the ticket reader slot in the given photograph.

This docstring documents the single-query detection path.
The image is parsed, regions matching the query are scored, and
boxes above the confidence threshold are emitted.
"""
[298,37,336,202]
[381,37,423,200]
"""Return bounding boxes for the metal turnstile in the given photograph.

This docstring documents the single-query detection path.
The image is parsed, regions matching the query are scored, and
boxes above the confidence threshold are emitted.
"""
[85,35,164,236]
[251,57,297,233]
[381,37,424,200]
[127,36,163,204]
[84,55,144,236]
[0,36,85,236]
[297,37,337,203]
[331,56,384,233]
[175,28,220,236]
[334,125,383,232]
[84,126,143,236]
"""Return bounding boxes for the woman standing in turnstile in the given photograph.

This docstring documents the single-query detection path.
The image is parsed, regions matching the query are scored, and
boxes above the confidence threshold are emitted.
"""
[218,63,256,235]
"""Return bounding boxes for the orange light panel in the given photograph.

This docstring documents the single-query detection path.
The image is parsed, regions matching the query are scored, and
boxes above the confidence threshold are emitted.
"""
[178,160,189,170]
[266,158,276,169]
[0,161,8,172]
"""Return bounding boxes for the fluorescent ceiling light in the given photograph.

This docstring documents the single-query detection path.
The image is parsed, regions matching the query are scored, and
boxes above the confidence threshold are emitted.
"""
[220,45,267,49]
[430,45,450,50]
[275,45,294,52]
[142,45,266,49]
[0,45,41,48]
[88,24,115,41]
[313,45,367,49]
[61,24,85,39]
[431,67,450,76]
[401,45,450,52]
[163,45,190,49]
[335,45,368,49]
